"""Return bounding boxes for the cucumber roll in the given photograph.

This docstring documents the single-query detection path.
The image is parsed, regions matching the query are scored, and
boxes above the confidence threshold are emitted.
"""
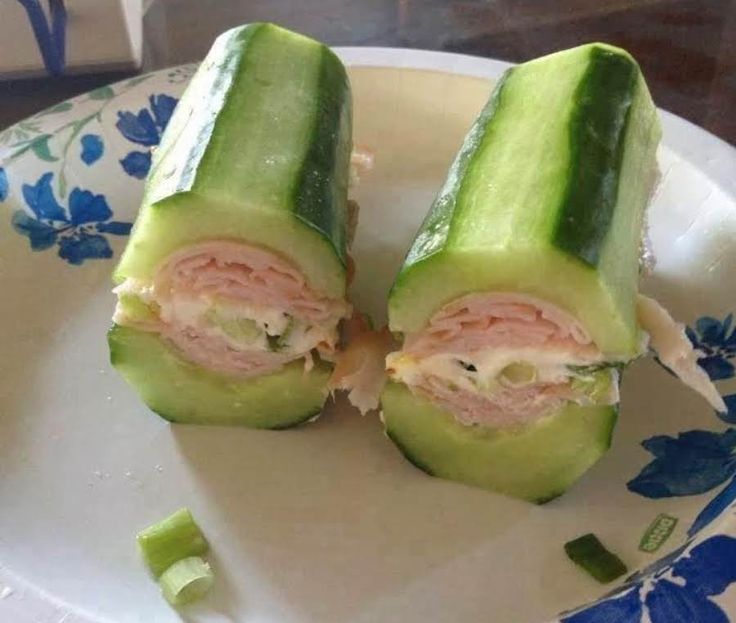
[109,23,353,428]
[382,43,723,502]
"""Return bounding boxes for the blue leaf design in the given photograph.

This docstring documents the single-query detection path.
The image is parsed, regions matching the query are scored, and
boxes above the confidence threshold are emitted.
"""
[685,325,698,345]
[149,94,178,131]
[80,133,104,165]
[685,315,736,384]
[68,188,112,225]
[561,585,643,623]
[646,578,728,623]
[96,221,132,235]
[695,316,733,350]
[120,150,152,179]
[725,328,736,351]
[58,232,112,265]
[698,356,735,381]
[566,535,736,623]
[11,172,126,265]
[627,429,736,498]
[689,477,736,536]
[12,210,58,250]
[0,167,7,201]
[22,172,67,222]
[717,394,736,424]
[672,535,736,595]
[115,109,159,146]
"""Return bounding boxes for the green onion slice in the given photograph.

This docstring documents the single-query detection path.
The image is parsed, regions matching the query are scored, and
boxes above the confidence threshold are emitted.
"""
[564,533,628,583]
[160,556,214,606]
[137,508,208,577]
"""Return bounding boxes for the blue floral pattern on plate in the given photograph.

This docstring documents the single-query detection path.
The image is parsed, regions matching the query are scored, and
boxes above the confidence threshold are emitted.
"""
[690,476,736,537]
[117,94,178,179]
[627,429,736,498]
[11,172,131,265]
[561,535,736,623]
[628,314,736,501]
[687,316,736,382]
[79,133,103,165]
[0,167,7,201]
[1,79,174,266]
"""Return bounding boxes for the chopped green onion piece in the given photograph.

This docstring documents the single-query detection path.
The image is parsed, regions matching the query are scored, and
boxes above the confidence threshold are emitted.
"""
[137,508,208,577]
[564,533,628,583]
[499,362,537,385]
[570,370,614,404]
[119,294,159,323]
[205,309,262,343]
[159,556,214,606]
[276,316,295,349]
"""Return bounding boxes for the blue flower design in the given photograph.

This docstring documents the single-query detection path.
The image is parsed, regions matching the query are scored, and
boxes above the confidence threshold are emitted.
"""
[80,133,104,165]
[686,315,736,382]
[562,535,736,623]
[689,475,736,536]
[719,393,736,425]
[116,93,178,179]
[120,150,152,180]
[631,312,736,531]
[0,167,7,201]
[11,172,131,265]
[627,429,736,498]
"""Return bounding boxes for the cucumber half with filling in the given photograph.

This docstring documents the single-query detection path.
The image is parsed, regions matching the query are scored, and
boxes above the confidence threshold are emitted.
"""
[109,23,353,427]
[382,382,618,504]
[383,43,662,501]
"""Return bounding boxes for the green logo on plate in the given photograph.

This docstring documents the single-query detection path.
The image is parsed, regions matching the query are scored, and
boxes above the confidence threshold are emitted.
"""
[639,513,678,553]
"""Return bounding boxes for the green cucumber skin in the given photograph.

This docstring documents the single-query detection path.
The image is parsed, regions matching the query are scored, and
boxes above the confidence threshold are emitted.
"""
[389,43,661,357]
[401,43,642,269]
[381,381,618,504]
[553,47,638,265]
[109,324,331,429]
[398,71,512,271]
[160,22,351,260]
[292,44,352,263]
[384,428,436,476]
[115,23,352,296]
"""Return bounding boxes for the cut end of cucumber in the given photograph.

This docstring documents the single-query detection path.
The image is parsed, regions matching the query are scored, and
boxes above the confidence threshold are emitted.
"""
[380,382,618,503]
[109,325,331,428]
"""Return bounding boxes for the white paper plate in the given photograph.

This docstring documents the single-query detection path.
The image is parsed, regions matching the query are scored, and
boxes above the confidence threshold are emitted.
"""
[1,48,735,623]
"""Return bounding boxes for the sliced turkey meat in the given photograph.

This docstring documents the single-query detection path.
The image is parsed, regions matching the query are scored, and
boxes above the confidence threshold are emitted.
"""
[387,293,616,428]
[387,291,722,429]
[113,241,351,377]
[637,294,726,412]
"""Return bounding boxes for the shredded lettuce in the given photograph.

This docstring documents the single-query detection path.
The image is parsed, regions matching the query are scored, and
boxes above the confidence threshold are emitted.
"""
[571,370,615,404]
[119,294,159,324]
[205,308,262,344]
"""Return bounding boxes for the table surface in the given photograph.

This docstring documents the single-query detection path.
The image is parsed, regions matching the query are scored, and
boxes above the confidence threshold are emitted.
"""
[1,0,735,146]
